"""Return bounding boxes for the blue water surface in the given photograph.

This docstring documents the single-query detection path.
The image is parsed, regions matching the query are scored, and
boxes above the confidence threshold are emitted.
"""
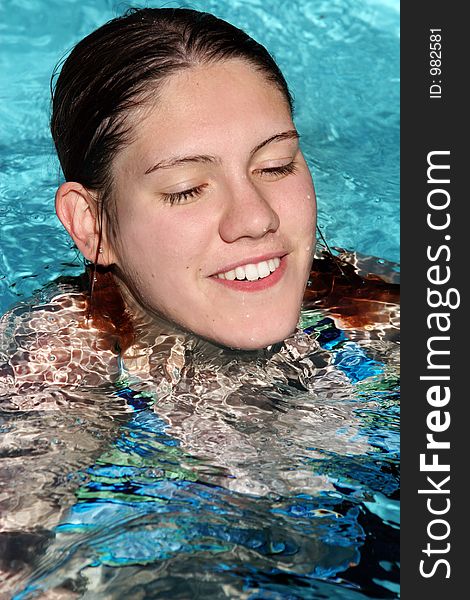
[0,0,399,313]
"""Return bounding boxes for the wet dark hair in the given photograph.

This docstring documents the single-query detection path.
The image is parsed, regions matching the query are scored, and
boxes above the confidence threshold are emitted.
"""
[51,7,293,212]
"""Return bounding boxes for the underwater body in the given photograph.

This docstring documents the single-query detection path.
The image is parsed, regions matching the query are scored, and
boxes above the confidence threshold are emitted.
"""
[0,253,400,598]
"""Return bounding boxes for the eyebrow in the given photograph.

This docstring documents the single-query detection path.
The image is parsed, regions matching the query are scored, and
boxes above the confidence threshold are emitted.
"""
[250,129,300,157]
[145,154,218,175]
[144,129,300,175]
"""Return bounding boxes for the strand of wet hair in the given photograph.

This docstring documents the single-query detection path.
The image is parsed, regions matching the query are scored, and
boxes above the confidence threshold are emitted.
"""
[87,197,106,320]
[316,225,350,279]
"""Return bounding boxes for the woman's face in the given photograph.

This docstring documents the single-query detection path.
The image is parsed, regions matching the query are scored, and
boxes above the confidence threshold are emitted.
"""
[108,59,316,349]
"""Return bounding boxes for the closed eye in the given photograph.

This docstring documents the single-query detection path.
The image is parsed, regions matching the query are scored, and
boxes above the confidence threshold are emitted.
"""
[161,183,208,205]
[255,161,298,179]
[161,161,297,204]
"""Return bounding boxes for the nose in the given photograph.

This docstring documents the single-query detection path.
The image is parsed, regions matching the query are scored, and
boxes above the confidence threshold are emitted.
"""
[218,180,280,243]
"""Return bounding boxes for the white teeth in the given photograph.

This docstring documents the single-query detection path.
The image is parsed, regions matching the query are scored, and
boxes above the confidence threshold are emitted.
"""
[244,264,258,281]
[257,261,270,278]
[235,266,245,279]
[216,257,282,281]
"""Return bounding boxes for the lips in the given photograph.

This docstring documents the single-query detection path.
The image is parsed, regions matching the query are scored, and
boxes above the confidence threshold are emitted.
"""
[216,257,281,281]
[211,253,288,292]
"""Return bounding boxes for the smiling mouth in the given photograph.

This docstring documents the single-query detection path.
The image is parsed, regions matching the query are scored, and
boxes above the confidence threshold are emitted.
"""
[215,257,281,281]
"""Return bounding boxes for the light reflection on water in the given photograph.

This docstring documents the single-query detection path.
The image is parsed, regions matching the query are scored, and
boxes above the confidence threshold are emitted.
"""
[1,259,399,598]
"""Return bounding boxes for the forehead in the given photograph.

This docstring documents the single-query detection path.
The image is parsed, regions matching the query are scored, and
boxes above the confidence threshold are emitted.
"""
[117,60,293,167]
[158,59,290,117]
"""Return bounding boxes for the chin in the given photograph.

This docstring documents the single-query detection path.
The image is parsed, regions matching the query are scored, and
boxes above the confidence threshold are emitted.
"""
[210,315,299,351]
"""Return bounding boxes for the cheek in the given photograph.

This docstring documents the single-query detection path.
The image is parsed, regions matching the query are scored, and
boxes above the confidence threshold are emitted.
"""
[277,178,317,238]
[299,176,317,230]
[114,204,211,275]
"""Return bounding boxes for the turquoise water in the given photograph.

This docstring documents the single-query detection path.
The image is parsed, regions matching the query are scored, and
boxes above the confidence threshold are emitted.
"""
[0,0,399,313]
[0,1,399,598]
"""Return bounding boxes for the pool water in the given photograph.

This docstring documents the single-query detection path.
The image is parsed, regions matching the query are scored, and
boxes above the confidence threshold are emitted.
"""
[1,275,399,598]
[0,0,399,314]
[0,0,399,598]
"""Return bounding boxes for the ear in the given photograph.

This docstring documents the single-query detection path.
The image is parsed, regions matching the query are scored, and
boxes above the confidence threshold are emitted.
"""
[55,182,115,265]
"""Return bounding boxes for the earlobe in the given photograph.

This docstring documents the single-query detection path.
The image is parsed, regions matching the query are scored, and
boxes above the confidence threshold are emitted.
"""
[55,182,114,265]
